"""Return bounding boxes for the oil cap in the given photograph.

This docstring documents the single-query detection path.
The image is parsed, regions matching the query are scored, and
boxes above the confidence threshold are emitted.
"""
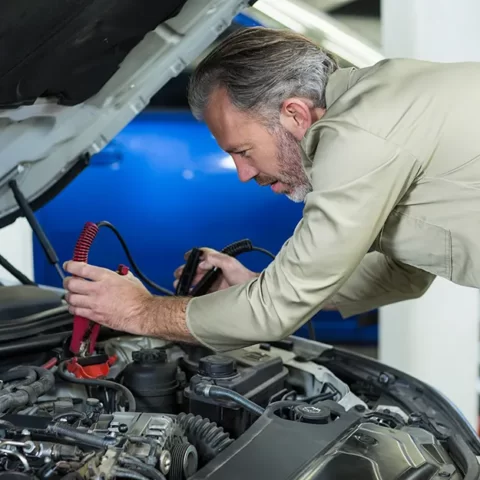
[294,404,331,424]
[198,355,237,378]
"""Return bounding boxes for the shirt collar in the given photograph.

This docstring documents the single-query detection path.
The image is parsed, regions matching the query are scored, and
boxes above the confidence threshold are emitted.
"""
[324,66,356,108]
[300,66,356,167]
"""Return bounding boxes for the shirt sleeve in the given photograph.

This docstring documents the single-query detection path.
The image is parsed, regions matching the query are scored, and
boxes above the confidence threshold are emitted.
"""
[330,251,435,318]
[185,122,423,352]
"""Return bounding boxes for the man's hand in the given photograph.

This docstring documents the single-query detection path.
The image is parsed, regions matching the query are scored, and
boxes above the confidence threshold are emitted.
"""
[173,248,258,293]
[63,261,153,336]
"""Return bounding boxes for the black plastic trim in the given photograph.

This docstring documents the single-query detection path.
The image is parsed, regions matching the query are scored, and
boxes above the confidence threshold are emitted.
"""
[0,332,70,356]
[448,434,480,480]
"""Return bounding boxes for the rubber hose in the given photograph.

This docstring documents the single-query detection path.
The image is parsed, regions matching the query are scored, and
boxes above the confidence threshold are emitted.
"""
[177,413,233,464]
[0,367,55,413]
[47,422,117,448]
[30,367,56,392]
[0,419,15,430]
[113,468,150,480]
[0,367,37,386]
[120,457,167,480]
[57,360,136,412]
[194,384,265,416]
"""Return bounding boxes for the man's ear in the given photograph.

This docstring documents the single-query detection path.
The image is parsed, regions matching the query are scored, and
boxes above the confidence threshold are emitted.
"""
[279,98,314,140]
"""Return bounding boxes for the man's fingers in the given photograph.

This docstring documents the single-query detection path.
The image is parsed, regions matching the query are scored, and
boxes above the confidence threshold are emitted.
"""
[175,253,223,279]
[63,261,109,281]
[67,305,95,319]
[174,271,217,291]
[65,293,91,308]
[63,276,97,294]
[198,260,214,270]
[183,247,218,262]
[174,266,184,279]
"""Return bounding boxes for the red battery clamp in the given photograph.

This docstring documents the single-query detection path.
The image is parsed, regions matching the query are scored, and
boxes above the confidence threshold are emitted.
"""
[68,221,129,357]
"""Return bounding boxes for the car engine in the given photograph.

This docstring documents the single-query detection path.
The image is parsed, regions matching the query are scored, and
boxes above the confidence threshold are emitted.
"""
[0,336,467,480]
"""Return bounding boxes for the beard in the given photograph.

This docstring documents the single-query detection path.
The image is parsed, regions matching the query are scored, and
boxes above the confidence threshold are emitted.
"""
[255,125,312,203]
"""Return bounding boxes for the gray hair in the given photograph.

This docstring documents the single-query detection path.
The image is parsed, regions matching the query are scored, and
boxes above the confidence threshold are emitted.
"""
[188,27,339,122]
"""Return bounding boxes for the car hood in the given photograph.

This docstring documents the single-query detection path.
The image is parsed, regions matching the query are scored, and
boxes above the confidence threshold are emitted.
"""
[0,0,254,229]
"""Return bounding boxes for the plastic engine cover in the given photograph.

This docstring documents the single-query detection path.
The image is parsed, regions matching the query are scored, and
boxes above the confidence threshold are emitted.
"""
[190,402,462,480]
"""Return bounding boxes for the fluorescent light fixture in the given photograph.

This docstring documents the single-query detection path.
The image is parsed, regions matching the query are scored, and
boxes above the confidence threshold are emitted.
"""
[252,0,384,67]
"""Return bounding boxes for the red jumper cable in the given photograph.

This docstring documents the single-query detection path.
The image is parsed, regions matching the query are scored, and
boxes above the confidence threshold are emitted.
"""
[69,221,129,357]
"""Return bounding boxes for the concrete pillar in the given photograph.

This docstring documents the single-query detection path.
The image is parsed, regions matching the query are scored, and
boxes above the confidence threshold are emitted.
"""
[0,218,34,284]
[380,0,480,429]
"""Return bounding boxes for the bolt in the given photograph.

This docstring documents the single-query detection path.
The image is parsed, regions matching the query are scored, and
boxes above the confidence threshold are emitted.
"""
[118,424,128,434]
[354,434,377,446]
[439,471,450,478]
[355,405,366,413]
[22,441,36,455]
[379,373,390,384]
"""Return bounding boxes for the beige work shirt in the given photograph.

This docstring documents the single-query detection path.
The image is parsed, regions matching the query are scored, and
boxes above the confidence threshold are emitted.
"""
[186,58,480,352]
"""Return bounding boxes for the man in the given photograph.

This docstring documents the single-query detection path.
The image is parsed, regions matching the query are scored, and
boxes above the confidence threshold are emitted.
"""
[63,27,480,352]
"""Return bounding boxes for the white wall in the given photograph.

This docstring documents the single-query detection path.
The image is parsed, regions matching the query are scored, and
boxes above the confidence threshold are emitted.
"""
[380,0,480,429]
[0,218,33,284]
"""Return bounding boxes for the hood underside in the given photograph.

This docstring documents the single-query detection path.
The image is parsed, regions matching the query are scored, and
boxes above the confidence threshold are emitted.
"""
[0,0,253,228]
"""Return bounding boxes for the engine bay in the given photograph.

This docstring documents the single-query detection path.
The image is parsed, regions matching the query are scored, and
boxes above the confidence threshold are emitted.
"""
[0,335,475,480]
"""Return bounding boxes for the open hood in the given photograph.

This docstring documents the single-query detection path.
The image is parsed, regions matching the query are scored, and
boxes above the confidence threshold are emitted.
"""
[0,0,255,229]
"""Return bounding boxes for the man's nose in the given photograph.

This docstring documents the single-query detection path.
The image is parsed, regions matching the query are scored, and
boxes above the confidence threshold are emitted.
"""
[234,158,258,183]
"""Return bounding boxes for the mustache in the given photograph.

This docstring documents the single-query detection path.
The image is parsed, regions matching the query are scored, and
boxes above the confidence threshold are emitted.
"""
[255,175,277,186]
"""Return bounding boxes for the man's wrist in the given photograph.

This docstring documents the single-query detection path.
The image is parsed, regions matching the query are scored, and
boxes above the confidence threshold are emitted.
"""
[138,295,196,343]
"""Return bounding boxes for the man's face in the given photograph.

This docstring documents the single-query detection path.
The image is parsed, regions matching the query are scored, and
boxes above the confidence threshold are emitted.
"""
[203,88,312,203]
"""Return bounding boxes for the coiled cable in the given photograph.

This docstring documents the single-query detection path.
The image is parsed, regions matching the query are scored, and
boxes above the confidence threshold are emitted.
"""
[71,220,276,298]
[72,221,174,296]
[190,239,275,296]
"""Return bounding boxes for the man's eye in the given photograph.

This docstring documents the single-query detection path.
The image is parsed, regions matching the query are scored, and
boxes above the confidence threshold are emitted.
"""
[237,150,248,157]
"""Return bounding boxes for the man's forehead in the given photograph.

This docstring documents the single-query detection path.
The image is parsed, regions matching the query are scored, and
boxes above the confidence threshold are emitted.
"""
[204,88,255,150]
[205,88,243,124]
